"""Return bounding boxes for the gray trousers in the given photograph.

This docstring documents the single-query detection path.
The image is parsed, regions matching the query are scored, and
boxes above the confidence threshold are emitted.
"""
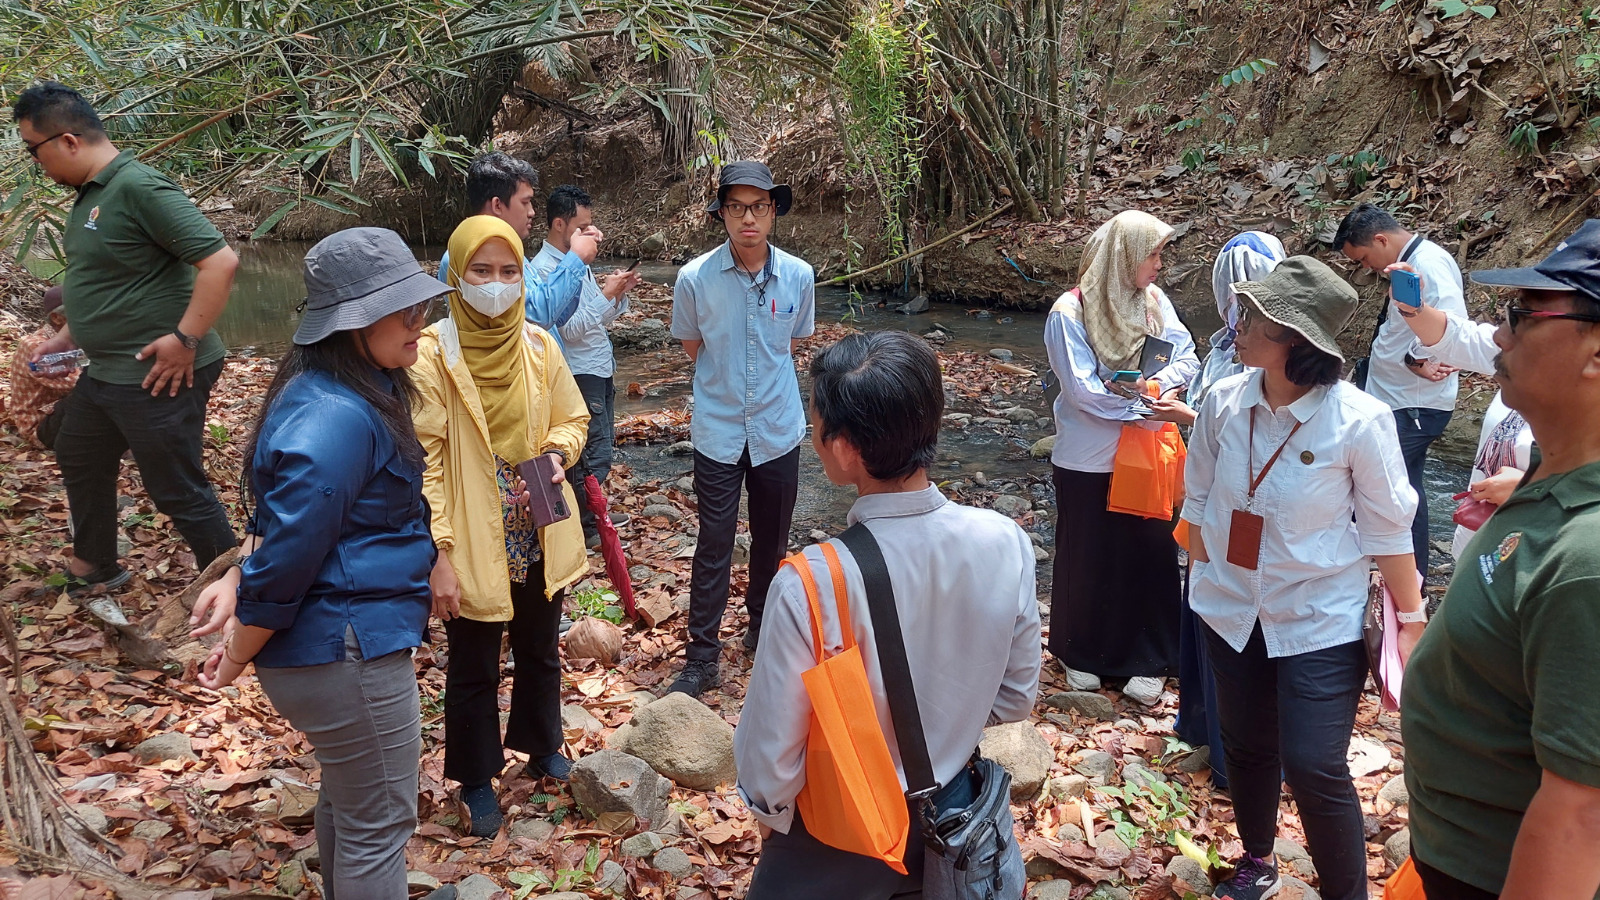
[257,636,420,900]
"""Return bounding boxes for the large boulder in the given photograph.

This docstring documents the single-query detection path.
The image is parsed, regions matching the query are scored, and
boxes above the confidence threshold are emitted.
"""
[569,750,675,833]
[1046,691,1115,721]
[620,694,737,791]
[613,317,672,350]
[978,721,1053,801]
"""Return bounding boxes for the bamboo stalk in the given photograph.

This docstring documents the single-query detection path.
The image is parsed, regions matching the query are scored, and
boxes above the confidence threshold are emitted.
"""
[819,201,1013,286]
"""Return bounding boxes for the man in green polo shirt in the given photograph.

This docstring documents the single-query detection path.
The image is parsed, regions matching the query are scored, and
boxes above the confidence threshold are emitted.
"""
[1402,220,1600,900]
[15,81,238,591]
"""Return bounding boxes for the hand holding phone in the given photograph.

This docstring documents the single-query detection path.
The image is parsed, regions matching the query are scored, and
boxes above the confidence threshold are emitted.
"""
[1390,268,1423,309]
[626,258,641,272]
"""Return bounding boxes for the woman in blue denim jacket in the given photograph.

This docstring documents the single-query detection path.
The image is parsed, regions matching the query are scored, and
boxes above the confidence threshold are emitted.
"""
[188,228,451,900]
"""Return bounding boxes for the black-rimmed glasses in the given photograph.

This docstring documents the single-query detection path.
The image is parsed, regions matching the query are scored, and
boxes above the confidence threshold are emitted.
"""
[721,201,774,218]
[25,132,78,158]
[1502,305,1600,333]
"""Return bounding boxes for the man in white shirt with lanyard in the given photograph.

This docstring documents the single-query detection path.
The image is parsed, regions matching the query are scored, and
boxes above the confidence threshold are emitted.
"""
[1335,203,1468,578]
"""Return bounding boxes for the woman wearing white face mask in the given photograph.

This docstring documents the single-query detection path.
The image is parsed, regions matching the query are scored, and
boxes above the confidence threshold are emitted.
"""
[411,215,590,837]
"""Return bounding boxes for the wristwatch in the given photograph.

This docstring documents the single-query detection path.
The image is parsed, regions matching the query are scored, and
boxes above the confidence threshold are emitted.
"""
[1396,607,1428,625]
[172,328,201,350]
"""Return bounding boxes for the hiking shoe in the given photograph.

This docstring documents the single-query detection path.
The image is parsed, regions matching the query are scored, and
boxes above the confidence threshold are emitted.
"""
[531,752,573,782]
[460,783,503,838]
[1123,676,1166,706]
[609,512,632,528]
[64,565,131,597]
[558,615,575,635]
[667,660,721,698]
[1062,665,1102,691]
[742,625,760,653]
[1214,854,1280,900]
[585,532,602,550]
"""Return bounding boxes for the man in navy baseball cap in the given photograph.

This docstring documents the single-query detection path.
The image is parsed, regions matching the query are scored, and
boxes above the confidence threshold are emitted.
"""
[1402,218,1600,900]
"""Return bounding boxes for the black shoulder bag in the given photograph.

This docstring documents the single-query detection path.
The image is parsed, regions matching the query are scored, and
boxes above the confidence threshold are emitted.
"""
[838,524,1026,900]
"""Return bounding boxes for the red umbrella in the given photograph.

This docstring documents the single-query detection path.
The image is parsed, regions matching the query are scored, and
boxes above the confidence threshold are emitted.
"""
[584,474,636,619]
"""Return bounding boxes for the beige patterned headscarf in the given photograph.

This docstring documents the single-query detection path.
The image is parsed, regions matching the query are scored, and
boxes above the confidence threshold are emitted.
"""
[1073,210,1173,372]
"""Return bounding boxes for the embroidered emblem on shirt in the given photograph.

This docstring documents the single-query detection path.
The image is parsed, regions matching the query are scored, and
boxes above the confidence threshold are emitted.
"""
[1478,531,1522,584]
[84,206,100,231]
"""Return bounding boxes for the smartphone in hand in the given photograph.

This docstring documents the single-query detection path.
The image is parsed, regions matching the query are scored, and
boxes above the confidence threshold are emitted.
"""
[1391,269,1423,309]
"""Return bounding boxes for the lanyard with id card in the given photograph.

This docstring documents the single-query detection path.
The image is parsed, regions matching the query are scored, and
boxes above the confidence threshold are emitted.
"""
[1226,408,1305,570]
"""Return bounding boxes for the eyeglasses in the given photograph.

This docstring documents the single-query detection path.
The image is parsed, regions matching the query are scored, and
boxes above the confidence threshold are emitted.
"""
[721,201,774,218]
[1236,305,1259,330]
[24,132,77,158]
[401,298,434,328]
[1502,305,1600,333]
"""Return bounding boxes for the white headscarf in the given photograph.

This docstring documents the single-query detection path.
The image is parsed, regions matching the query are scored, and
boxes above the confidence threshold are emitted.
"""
[1209,231,1286,352]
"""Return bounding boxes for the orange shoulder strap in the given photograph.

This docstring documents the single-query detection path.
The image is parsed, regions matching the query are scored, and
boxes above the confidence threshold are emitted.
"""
[817,543,856,652]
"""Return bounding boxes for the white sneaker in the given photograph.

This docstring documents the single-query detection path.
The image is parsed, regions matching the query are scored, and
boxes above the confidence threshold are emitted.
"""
[1063,666,1102,691]
[1122,676,1165,706]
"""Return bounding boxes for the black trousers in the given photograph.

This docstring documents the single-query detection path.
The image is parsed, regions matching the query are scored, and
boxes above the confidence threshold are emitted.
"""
[568,374,616,538]
[747,809,927,900]
[687,445,799,662]
[1205,623,1369,900]
[443,563,564,786]
[1415,856,1497,900]
[1394,407,1451,579]
[55,360,236,570]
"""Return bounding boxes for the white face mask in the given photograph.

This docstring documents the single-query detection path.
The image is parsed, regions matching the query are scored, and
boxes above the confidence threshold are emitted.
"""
[457,279,521,318]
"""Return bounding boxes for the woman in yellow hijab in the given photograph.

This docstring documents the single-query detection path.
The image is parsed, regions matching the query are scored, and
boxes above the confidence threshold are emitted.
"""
[410,215,591,837]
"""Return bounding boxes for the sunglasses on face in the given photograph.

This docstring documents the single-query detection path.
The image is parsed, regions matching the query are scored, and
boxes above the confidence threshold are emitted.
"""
[1501,304,1600,333]
[24,132,77,158]
[721,201,774,218]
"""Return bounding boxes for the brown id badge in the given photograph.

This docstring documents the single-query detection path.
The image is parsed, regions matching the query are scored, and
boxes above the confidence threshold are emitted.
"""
[1227,508,1265,570]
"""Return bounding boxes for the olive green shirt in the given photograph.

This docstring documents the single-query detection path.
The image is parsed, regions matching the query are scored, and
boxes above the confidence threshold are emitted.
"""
[63,150,228,384]
[1403,457,1600,897]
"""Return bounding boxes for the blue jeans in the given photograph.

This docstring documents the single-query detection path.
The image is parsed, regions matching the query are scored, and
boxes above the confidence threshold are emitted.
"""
[1394,407,1451,579]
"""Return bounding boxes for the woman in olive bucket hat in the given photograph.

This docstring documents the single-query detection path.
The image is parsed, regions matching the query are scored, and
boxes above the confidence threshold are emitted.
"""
[1179,256,1428,900]
[190,227,451,900]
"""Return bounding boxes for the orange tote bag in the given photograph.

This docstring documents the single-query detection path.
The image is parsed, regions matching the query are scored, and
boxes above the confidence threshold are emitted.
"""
[1383,858,1425,900]
[1108,420,1186,519]
[789,544,911,873]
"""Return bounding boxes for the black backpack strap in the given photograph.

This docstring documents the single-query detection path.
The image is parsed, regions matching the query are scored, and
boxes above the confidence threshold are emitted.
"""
[838,522,940,799]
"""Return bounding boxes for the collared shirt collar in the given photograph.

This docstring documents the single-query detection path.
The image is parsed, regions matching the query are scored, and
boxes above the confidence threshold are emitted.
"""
[82,149,135,191]
[1238,369,1332,423]
[716,240,775,280]
[846,483,949,526]
[1524,457,1600,511]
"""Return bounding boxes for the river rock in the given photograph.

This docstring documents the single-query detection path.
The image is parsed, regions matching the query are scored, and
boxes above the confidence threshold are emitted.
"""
[663,441,695,457]
[1282,874,1321,900]
[943,412,972,426]
[1028,881,1075,900]
[68,804,109,835]
[570,750,675,833]
[731,532,752,566]
[641,231,667,256]
[1002,406,1039,423]
[1379,775,1409,808]
[613,317,672,350]
[1047,774,1088,800]
[992,495,1031,518]
[1073,749,1116,783]
[456,873,502,900]
[131,820,173,842]
[622,694,737,791]
[653,846,695,879]
[406,871,442,891]
[561,704,604,737]
[1347,736,1392,777]
[675,476,695,493]
[1167,855,1210,894]
[978,721,1052,801]
[1175,744,1212,774]
[133,732,197,763]
[596,859,628,893]
[988,348,1014,362]
[1046,691,1115,721]
[510,817,556,842]
[1383,828,1411,867]
[901,294,930,314]
[1030,435,1056,459]
[621,832,667,858]
[276,860,307,897]
[1273,837,1310,864]
[604,723,635,750]
[1122,760,1164,789]
[642,504,683,522]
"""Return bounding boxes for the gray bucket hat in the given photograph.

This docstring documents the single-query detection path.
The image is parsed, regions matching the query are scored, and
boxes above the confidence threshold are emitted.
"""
[293,228,453,345]
[1232,255,1359,361]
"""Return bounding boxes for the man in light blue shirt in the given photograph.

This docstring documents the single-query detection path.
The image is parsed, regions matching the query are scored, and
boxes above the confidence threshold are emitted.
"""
[668,161,815,697]
[434,152,598,343]
[530,185,641,545]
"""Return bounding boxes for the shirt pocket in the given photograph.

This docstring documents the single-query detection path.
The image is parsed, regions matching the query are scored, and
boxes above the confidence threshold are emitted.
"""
[381,457,423,529]
[1280,461,1352,534]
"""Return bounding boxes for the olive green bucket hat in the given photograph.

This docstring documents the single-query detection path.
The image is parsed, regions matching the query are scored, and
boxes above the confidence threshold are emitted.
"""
[1232,255,1359,361]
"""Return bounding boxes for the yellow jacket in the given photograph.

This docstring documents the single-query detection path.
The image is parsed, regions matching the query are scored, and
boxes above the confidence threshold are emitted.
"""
[411,318,590,620]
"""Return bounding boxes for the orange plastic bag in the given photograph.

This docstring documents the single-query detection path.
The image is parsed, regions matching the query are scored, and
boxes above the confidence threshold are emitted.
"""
[789,544,911,873]
[1383,858,1425,900]
[1108,421,1187,519]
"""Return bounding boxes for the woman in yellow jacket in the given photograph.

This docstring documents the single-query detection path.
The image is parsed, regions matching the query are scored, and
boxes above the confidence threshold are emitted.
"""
[412,215,589,838]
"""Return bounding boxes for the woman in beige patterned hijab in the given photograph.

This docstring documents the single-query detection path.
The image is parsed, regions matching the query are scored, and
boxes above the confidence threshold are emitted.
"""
[1075,210,1174,372]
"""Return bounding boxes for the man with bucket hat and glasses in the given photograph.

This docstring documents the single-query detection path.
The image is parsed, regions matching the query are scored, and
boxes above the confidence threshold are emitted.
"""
[668,161,815,697]
[1402,221,1600,900]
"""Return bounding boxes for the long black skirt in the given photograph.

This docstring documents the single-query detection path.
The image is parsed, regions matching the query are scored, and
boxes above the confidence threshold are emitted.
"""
[1048,466,1181,678]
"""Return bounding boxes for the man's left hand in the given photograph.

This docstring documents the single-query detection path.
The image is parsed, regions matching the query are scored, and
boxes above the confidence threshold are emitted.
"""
[602,269,642,301]
[1410,358,1457,383]
[136,333,196,397]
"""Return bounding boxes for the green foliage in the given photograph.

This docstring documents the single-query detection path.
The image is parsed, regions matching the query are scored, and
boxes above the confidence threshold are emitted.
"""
[835,3,921,255]
[570,586,625,625]
[1093,776,1198,849]
[206,422,230,445]
[1434,0,1496,18]
[1219,58,1277,88]
[1508,120,1544,156]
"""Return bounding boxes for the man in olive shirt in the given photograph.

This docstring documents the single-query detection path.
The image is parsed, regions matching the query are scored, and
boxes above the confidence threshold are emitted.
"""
[15,82,238,590]
[1402,221,1600,900]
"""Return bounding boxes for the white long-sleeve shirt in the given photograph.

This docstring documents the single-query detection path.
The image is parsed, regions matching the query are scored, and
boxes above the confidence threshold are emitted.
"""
[1365,235,1468,412]
[1182,371,1418,657]
[1044,287,1200,473]
[734,485,1041,833]
[530,240,628,378]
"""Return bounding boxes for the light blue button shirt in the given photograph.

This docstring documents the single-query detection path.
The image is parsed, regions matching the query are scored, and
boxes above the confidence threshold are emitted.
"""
[437,248,587,350]
[670,241,815,466]
[530,240,628,378]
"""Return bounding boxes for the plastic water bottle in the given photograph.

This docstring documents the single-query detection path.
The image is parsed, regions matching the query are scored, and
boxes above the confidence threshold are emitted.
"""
[28,349,89,376]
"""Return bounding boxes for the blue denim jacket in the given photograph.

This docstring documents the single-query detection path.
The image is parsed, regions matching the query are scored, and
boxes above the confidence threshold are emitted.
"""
[436,249,587,350]
[236,369,435,667]
[669,242,815,466]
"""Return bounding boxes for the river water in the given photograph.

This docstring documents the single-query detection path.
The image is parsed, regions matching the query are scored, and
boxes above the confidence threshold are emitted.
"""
[218,241,1470,553]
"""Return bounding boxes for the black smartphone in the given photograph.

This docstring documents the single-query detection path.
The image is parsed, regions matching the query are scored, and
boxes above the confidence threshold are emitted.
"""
[626,258,641,272]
